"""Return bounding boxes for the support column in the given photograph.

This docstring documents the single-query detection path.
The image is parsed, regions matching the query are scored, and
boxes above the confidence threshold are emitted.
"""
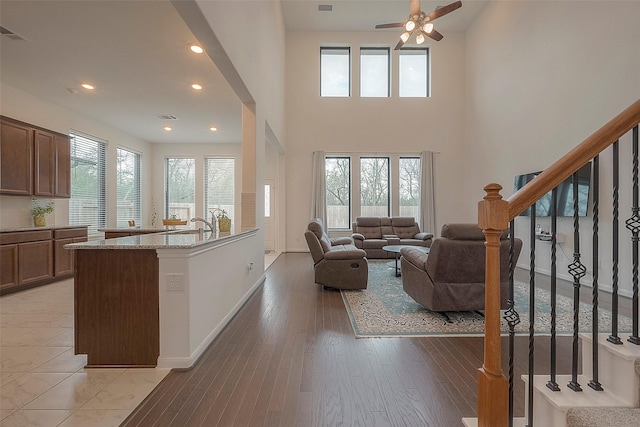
[241,103,256,232]
[477,183,509,427]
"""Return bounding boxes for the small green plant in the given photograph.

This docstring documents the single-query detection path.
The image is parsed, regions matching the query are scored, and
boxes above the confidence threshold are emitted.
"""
[31,201,54,217]
[210,208,229,220]
[170,214,178,220]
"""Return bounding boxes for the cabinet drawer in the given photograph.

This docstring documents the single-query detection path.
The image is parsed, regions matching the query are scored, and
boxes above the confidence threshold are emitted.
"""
[0,230,52,245]
[54,228,88,239]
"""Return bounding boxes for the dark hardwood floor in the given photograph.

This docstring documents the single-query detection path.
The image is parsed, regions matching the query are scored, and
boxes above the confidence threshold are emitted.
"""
[122,252,615,427]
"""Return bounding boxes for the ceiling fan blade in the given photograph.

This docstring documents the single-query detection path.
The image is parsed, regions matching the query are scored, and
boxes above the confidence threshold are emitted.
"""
[394,38,407,50]
[410,0,421,16]
[424,28,444,41]
[425,1,462,22]
[375,22,405,29]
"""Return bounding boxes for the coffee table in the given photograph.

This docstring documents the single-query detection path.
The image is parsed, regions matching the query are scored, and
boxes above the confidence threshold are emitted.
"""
[382,245,430,277]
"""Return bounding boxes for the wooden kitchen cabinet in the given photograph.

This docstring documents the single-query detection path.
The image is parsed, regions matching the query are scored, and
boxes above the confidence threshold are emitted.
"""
[0,116,71,198]
[0,227,86,295]
[0,117,33,195]
[54,228,88,277]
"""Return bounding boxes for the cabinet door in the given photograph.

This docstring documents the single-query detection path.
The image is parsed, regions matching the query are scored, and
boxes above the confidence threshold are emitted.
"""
[54,238,74,277]
[55,134,71,198]
[0,118,33,195]
[34,129,56,197]
[18,240,53,285]
[0,245,19,290]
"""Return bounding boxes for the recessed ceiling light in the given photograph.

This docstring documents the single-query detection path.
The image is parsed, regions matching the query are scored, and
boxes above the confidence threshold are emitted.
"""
[163,126,172,132]
[191,83,202,90]
[209,127,218,132]
[81,83,95,90]
[190,45,203,54]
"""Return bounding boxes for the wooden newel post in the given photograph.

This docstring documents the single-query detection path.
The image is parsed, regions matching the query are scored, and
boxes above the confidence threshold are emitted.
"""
[477,183,509,427]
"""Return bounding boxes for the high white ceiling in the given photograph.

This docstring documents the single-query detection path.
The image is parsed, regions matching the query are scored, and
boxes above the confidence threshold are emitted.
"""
[0,1,487,145]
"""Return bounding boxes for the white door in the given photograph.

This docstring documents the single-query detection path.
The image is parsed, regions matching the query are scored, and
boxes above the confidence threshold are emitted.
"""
[264,180,275,251]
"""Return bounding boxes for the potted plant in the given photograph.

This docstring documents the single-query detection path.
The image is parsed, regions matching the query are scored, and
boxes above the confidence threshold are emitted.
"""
[31,200,54,227]
[210,208,231,232]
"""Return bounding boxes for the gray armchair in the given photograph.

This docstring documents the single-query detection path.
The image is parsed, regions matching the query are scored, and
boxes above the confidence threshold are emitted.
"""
[400,223,522,313]
[304,218,368,290]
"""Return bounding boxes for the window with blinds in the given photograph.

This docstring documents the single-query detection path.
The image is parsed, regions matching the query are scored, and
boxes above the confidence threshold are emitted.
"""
[116,147,141,227]
[204,158,235,230]
[69,132,107,232]
[165,157,195,220]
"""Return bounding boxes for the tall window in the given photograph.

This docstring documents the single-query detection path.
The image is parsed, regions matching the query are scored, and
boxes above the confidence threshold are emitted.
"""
[320,47,350,97]
[325,157,351,229]
[69,132,106,232]
[399,48,429,97]
[116,147,141,227]
[360,157,390,217]
[165,158,195,220]
[360,47,390,97]
[204,158,235,229]
[399,157,421,218]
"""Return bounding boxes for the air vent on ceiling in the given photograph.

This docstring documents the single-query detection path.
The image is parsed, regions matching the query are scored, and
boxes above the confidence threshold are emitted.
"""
[318,4,333,12]
[156,114,179,120]
[0,26,27,41]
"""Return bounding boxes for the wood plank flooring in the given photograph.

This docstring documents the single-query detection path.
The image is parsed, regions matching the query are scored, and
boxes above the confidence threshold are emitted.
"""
[122,253,594,426]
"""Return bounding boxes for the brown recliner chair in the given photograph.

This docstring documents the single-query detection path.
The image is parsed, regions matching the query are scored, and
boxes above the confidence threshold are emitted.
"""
[400,223,522,314]
[304,218,368,290]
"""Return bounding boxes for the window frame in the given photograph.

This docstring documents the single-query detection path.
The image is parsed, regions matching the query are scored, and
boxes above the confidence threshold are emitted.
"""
[359,47,390,97]
[359,156,391,218]
[204,157,235,230]
[164,157,196,221]
[116,146,141,228]
[398,47,430,98]
[325,156,352,229]
[320,46,351,97]
[68,131,107,233]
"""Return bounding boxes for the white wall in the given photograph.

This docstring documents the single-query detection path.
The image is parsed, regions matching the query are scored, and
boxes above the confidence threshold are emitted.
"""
[0,82,152,230]
[465,1,640,295]
[285,30,469,251]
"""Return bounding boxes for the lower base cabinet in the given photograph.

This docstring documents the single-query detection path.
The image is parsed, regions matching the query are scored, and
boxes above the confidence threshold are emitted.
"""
[0,227,87,295]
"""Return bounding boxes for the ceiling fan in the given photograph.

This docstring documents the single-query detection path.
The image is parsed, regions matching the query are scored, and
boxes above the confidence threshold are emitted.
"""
[375,0,462,49]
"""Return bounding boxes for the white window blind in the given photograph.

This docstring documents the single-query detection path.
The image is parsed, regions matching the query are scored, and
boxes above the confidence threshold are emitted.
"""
[116,147,141,227]
[204,157,235,229]
[165,158,195,221]
[360,47,390,97]
[69,132,107,232]
[321,47,351,97]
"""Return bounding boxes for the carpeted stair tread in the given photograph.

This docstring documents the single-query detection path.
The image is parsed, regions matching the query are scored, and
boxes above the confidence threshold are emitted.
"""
[566,406,640,427]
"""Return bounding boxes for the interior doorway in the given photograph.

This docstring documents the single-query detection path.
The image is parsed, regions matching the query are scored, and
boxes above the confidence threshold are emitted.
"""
[264,179,275,252]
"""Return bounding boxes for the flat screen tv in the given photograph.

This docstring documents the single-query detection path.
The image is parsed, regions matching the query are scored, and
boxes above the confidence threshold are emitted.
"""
[513,162,591,217]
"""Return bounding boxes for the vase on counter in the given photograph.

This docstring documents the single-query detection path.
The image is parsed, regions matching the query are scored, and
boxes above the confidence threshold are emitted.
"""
[33,215,46,227]
[218,217,231,232]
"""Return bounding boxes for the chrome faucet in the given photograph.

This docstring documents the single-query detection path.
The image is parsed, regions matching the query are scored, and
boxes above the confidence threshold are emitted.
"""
[190,217,216,233]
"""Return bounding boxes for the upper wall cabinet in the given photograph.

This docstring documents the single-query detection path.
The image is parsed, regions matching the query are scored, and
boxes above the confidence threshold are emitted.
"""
[0,116,71,198]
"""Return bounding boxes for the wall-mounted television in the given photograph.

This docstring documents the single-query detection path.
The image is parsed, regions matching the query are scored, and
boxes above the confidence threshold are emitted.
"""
[514,162,591,217]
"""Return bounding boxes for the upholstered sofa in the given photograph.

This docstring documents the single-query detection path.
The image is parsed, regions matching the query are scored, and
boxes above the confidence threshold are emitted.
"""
[351,217,433,259]
[304,218,368,290]
[400,223,522,314]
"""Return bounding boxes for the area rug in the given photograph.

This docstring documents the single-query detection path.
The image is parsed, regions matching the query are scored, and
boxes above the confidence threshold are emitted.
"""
[341,260,634,338]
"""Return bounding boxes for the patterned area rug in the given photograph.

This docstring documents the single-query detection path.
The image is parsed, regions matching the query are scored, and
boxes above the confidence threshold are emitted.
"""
[341,260,633,338]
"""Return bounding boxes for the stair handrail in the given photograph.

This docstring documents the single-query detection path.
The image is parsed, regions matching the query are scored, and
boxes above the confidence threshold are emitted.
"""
[476,98,640,427]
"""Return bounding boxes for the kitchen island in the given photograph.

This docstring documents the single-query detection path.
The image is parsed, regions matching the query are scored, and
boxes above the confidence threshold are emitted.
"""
[66,228,262,369]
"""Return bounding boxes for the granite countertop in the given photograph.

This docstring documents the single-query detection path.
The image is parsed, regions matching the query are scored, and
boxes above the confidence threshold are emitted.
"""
[99,227,167,233]
[65,229,254,250]
[0,225,89,233]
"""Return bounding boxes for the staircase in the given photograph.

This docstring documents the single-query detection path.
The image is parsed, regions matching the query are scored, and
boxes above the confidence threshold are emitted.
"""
[463,337,640,427]
[471,99,640,427]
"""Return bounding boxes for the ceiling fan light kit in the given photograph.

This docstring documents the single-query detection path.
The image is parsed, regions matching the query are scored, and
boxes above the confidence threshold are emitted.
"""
[375,0,462,49]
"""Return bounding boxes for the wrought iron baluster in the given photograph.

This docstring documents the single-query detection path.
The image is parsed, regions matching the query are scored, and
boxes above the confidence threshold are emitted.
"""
[504,219,520,427]
[627,125,640,345]
[528,207,536,426]
[547,187,560,392]
[609,140,622,345]
[568,171,586,392]
[589,155,603,391]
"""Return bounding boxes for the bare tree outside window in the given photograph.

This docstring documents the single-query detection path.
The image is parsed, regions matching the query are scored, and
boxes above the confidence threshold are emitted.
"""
[399,157,421,220]
[325,157,350,228]
[360,157,389,217]
[165,158,195,220]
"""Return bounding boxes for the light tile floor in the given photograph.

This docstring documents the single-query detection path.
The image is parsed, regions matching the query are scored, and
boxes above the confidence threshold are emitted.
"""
[0,279,170,427]
[0,251,281,427]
